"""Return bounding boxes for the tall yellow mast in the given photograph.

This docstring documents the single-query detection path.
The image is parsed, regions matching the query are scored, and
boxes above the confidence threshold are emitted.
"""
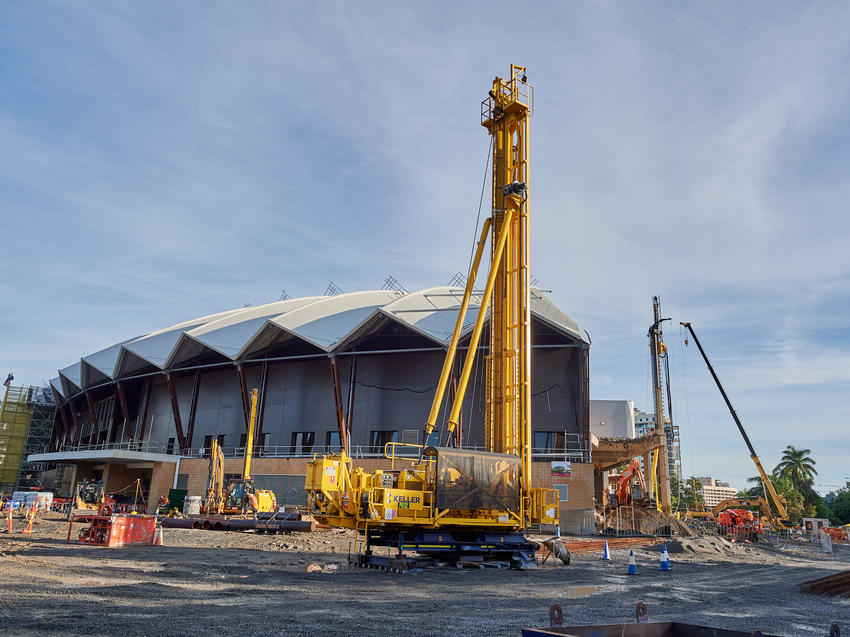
[426,65,533,489]
[305,66,556,570]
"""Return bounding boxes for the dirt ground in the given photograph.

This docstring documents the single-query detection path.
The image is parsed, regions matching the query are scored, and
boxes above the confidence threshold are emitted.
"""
[1,512,848,636]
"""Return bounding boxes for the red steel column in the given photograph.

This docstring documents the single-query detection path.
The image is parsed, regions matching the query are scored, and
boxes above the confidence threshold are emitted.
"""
[185,371,201,450]
[329,357,348,453]
[235,363,251,429]
[166,373,187,451]
[116,381,134,440]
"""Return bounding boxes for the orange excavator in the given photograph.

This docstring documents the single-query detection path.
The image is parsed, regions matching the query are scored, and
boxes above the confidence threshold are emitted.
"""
[616,459,649,505]
[717,508,763,541]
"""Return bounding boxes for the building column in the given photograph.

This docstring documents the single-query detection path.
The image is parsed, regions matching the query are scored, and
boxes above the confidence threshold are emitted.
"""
[165,373,187,451]
[186,371,201,450]
[235,363,251,429]
[329,356,348,452]
[116,381,134,440]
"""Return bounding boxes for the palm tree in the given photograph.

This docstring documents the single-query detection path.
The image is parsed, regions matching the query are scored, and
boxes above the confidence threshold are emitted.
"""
[744,475,764,498]
[775,445,818,505]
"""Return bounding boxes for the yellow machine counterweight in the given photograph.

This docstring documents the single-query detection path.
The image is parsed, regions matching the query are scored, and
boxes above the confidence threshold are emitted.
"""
[305,66,558,569]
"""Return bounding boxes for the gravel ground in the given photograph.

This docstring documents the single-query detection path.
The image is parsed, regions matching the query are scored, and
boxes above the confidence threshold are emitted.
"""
[0,513,848,636]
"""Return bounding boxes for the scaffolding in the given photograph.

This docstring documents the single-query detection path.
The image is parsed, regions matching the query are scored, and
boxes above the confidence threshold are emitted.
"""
[20,385,57,478]
[0,385,33,493]
[0,385,57,493]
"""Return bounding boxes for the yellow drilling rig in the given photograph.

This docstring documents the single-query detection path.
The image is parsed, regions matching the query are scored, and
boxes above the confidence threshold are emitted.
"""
[305,66,559,570]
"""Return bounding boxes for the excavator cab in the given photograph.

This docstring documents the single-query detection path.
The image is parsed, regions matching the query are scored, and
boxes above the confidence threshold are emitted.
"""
[225,479,251,511]
[76,479,105,510]
[224,478,276,514]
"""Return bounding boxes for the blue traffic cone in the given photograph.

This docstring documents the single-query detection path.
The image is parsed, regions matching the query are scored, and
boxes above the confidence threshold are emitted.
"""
[627,550,638,575]
[659,545,670,571]
[602,540,611,560]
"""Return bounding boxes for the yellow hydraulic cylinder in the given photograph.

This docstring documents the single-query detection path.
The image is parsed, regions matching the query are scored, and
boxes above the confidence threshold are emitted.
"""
[424,217,492,441]
[243,389,259,481]
[447,209,515,434]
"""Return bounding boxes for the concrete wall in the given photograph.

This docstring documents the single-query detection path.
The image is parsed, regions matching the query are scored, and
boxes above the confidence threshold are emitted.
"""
[589,400,635,439]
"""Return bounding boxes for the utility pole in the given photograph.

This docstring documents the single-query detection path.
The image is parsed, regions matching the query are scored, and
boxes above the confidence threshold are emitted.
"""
[649,296,672,515]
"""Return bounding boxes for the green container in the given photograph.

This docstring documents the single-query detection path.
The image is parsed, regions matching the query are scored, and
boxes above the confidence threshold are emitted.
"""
[167,488,188,514]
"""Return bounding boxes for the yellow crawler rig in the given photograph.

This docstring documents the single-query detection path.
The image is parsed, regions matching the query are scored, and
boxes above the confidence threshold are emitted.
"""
[306,66,558,570]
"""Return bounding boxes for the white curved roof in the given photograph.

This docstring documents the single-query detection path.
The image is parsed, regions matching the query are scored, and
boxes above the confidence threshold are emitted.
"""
[56,287,589,394]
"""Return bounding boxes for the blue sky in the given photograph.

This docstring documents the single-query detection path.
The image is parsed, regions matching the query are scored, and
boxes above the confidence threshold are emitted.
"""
[1,2,848,493]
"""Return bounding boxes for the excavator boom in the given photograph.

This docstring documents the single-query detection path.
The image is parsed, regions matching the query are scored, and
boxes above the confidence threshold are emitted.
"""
[681,322,789,528]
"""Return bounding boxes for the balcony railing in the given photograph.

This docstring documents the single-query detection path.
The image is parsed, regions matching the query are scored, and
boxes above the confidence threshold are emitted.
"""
[52,436,590,463]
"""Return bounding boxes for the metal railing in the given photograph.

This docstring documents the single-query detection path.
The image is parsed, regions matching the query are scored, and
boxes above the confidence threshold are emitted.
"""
[53,437,590,462]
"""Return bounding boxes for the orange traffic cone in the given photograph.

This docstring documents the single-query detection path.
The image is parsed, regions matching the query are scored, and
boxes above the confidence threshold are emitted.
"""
[21,504,35,534]
[153,526,164,546]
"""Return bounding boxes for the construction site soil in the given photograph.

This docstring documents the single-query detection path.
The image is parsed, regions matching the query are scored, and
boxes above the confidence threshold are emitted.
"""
[1,512,848,636]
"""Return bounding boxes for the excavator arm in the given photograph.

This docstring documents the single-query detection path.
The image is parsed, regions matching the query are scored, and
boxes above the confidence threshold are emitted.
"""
[681,322,789,528]
[205,439,225,514]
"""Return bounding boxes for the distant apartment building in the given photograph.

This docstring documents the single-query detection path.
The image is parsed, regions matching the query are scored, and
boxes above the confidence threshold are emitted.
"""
[696,476,738,508]
[633,408,682,480]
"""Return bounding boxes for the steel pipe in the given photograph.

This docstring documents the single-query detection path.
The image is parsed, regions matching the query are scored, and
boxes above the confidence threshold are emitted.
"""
[161,518,200,529]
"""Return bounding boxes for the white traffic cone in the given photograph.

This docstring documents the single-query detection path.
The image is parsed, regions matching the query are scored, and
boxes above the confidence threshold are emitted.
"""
[602,540,611,560]
[659,545,670,571]
[627,549,638,575]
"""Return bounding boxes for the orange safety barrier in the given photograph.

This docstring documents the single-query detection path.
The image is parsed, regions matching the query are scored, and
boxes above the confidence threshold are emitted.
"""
[21,504,36,534]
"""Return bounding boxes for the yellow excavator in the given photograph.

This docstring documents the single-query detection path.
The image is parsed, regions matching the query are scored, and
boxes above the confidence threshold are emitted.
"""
[205,388,276,515]
[305,66,558,570]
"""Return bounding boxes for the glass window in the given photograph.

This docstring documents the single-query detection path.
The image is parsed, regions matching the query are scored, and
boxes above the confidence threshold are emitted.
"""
[176,473,189,490]
[554,484,569,501]
[326,431,340,452]
[370,430,398,453]
[290,432,315,455]
[533,431,566,451]
[166,437,175,454]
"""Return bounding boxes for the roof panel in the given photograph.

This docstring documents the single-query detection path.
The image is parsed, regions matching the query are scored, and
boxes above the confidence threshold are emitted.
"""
[59,362,81,389]
[529,289,589,344]
[54,287,587,395]
[272,290,403,351]
[49,377,64,401]
[382,287,482,344]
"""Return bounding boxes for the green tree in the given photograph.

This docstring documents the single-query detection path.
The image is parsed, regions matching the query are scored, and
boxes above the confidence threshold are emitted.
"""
[741,475,765,498]
[774,445,819,507]
[769,472,806,524]
[671,475,705,510]
[828,488,850,525]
